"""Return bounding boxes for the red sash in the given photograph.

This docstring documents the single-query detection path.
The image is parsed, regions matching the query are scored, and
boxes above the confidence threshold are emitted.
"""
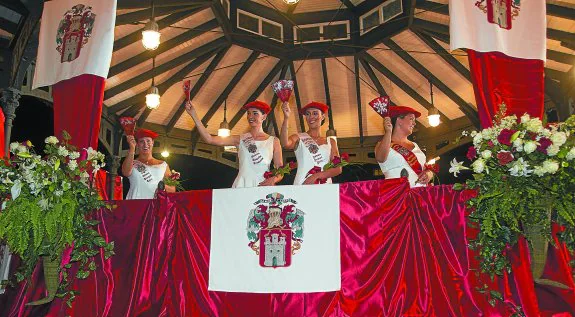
[391,143,423,175]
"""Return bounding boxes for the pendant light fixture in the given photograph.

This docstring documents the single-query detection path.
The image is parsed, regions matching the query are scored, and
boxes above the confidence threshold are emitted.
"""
[142,0,160,50]
[146,57,160,109]
[427,79,441,127]
[218,100,231,137]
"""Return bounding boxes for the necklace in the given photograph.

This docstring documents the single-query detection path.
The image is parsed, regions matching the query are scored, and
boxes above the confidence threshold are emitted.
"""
[139,157,154,165]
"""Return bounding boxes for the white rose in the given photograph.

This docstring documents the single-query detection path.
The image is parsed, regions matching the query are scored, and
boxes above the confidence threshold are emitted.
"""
[520,113,531,124]
[57,146,69,157]
[546,144,560,156]
[473,133,483,146]
[523,141,537,154]
[44,136,58,145]
[471,159,486,174]
[67,160,78,171]
[513,138,523,152]
[525,119,543,133]
[68,151,80,160]
[533,166,546,177]
[481,150,492,159]
[9,142,19,152]
[550,132,567,146]
[16,144,27,153]
[567,147,575,161]
[542,160,559,174]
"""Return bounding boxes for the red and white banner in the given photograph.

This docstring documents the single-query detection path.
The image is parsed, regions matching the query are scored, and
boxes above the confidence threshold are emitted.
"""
[449,0,546,61]
[33,0,116,89]
[209,185,341,293]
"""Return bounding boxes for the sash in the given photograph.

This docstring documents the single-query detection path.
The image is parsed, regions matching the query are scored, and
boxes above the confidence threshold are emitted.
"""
[391,143,423,175]
[133,161,155,183]
[241,133,265,165]
[299,133,326,166]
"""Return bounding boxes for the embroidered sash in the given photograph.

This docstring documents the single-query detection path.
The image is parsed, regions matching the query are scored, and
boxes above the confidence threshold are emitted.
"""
[391,143,423,175]
[133,161,155,183]
[299,133,326,166]
[241,133,265,165]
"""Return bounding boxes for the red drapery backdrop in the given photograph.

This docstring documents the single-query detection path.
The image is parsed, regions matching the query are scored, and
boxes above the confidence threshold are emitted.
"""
[468,50,545,127]
[1,179,573,316]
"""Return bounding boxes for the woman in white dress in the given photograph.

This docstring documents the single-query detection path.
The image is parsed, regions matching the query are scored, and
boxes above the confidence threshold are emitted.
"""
[185,100,283,188]
[280,101,341,185]
[375,106,433,187]
[122,128,175,199]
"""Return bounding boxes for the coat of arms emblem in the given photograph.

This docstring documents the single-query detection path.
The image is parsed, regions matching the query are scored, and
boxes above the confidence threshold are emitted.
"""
[475,0,521,30]
[246,193,305,268]
[56,4,96,63]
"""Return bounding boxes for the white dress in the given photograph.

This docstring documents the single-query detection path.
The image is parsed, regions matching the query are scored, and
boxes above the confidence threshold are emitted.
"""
[232,133,275,188]
[293,133,332,185]
[126,161,167,199]
[378,142,427,187]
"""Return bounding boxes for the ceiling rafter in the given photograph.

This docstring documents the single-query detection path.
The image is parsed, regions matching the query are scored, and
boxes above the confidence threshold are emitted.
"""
[166,46,231,134]
[211,0,232,42]
[339,0,356,11]
[412,30,471,81]
[108,19,220,78]
[321,58,335,130]
[360,52,452,124]
[353,56,364,144]
[358,58,394,101]
[115,4,207,25]
[382,38,479,127]
[288,62,306,132]
[107,38,227,112]
[117,0,212,10]
[229,61,287,129]
[190,51,262,148]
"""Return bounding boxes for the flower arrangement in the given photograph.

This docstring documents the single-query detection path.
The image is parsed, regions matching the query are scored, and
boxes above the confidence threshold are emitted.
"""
[162,170,184,191]
[450,110,575,280]
[0,132,114,306]
[264,161,297,180]
[306,153,351,184]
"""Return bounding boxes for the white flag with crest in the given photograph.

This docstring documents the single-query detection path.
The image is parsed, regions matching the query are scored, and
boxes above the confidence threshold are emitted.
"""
[33,0,116,89]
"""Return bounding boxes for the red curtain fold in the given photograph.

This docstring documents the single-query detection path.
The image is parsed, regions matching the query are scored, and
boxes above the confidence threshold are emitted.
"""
[94,170,123,200]
[52,74,105,149]
[468,50,545,127]
[1,179,574,316]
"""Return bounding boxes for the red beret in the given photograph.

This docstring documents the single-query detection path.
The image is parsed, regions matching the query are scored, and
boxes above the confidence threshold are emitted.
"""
[135,128,159,140]
[299,101,329,115]
[242,100,271,114]
[388,106,421,118]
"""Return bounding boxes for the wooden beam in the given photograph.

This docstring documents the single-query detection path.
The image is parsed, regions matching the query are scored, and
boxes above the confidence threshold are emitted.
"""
[264,65,289,133]
[321,58,335,129]
[113,9,198,51]
[547,50,575,65]
[229,61,286,129]
[107,38,227,111]
[360,53,451,123]
[547,3,575,20]
[415,1,449,14]
[358,58,391,99]
[211,0,232,42]
[381,39,479,127]
[339,0,356,11]
[0,17,19,34]
[117,0,212,10]
[411,18,448,35]
[413,30,471,81]
[166,46,230,133]
[115,5,206,25]
[135,49,221,125]
[190,51,261,147]
[108,19,220,78]
[547,28,575,48]
[354,56,364,144]
[289,62,306,132]
[408,0,418,27]
[416,27,450,44]
[287,3,300,15]
[545,68,567,82]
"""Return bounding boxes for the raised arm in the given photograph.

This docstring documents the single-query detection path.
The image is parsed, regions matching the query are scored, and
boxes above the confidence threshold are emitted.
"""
[279,101,299,150]
[375,117,393,163]
[185,101,239,147]
[121,135,136,177]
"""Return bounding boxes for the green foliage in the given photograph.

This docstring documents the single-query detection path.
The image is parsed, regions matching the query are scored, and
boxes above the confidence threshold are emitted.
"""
[0,135,114,305]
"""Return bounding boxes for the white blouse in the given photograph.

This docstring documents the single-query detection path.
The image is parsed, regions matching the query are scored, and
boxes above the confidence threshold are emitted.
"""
[378,142,427,187]
[126,161,167,199]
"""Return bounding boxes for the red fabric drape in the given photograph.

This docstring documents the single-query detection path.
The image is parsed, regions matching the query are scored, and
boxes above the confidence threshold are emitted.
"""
[52,74,105,149]
[1,179,574,316]
[94,170,123,200]
[468,50,545,127]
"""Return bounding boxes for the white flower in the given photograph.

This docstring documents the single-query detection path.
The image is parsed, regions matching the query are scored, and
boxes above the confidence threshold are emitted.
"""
[523,141,538,154]
[550,131,567,146]
[473,133,483,146]
[67,160,78,171]
[68,151,80,160]
[508,158,532,177]
[540,128,552,138]
[520,113,531,124]
[10,180,22,200]
[533,166,546,177]
[524,118,543,133]
[461,130,469,137]
[57,146,69,157]
[16,144,27,153]
[546,144,560,156]
[470,131,478,137]
[542,159,559,174]
[567,147,575,161]
[471,159,486,174]
[512,138,523,152]
[9,142,19,152]
[44,136,58,145]
[449,158,469,177]
[54,190,63,197]
[481,150,492,159]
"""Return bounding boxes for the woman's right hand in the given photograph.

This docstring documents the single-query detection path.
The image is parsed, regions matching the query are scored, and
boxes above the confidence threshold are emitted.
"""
[126,135,136,152]
[383,117,393,134]
[185,101,195,116]
[281,101,291,118]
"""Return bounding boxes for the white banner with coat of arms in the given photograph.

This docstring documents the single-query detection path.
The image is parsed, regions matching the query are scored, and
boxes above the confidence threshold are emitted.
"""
[449,0,546,61]
[209,185,341,293]
[33,0,117,89]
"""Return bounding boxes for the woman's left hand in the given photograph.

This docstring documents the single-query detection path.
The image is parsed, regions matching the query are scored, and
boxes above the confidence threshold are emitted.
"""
[303,175,318,185]
[417,170,434,184]
[259,177,277,187]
